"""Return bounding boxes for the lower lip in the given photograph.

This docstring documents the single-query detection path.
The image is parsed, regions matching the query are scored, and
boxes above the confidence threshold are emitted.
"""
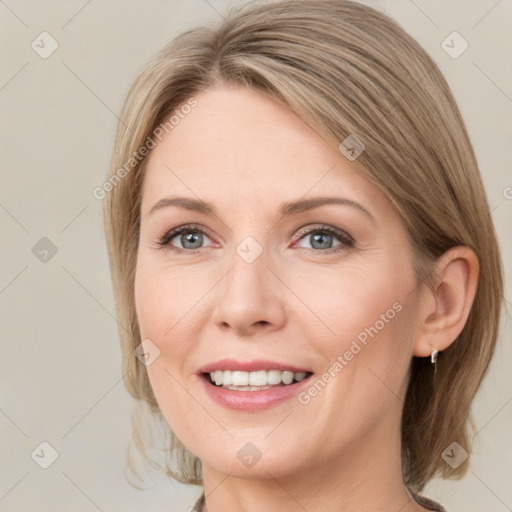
[199,374,313,411]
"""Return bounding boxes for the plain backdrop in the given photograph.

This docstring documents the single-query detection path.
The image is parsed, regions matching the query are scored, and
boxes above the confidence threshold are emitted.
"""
[1,1,511,511]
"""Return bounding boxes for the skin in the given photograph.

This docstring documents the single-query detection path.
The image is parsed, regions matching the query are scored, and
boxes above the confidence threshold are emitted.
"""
[134,84,479,512]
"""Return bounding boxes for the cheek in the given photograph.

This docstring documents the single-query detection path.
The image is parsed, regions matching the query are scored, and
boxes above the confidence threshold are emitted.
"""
[134,267,202,392]
[134,259,206,345]
[301,261,411,338]
[134,267,198,449]
[298,260,416,393]
[143,360,210,461]
[291,268,415,445]
[133,260,211,432]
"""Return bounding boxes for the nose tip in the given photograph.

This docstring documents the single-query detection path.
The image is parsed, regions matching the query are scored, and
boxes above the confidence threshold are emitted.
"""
[212,257,286,337]
[219,314,274,337]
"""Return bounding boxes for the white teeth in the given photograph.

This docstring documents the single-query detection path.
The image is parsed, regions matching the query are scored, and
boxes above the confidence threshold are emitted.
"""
[222,370,232,386]
[249,371,267,386]
[267,370,282,385]
[281,371,294,385]
[207,369,310,388]
[211,371,233,385]
[232,371,249,386]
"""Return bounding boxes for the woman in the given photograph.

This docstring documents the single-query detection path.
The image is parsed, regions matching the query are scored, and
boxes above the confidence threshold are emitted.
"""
[102,1,504,510]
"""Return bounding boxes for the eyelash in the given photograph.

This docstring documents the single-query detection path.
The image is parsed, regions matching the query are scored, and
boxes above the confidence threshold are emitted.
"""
[157,223,355,255]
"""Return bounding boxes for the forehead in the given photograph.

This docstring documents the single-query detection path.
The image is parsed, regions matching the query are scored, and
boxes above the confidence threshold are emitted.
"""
[140,85,386,215]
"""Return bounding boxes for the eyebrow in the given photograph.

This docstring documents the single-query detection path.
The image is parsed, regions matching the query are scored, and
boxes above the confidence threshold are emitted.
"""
[148,196,376,224]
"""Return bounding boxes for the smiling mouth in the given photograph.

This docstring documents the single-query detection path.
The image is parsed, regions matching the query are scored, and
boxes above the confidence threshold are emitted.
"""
[203,369,314,391]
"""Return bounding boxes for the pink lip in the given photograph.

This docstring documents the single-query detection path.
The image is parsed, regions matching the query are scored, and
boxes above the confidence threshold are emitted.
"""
[197,359,312,374]
[199,375,313,411]
[196,359,314,411]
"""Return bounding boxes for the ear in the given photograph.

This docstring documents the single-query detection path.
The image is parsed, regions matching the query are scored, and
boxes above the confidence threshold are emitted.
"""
[413,246,479,358]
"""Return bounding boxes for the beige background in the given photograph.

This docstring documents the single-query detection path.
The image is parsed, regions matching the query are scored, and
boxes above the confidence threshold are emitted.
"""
[0,0,511,511]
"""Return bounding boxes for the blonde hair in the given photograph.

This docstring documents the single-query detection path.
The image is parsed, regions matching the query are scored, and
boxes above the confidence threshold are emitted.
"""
[103,0,505,493]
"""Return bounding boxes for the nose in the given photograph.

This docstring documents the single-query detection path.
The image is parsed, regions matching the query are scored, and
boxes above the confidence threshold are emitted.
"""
[211,249,287,337]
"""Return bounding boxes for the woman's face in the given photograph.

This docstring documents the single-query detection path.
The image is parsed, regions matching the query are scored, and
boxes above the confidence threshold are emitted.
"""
[135,84,423,479]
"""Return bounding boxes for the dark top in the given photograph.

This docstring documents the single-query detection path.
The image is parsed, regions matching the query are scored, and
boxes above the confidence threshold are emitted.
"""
[190,490,447,511]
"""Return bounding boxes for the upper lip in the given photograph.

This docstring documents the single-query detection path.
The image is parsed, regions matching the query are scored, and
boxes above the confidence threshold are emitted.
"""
[197,359,313,374]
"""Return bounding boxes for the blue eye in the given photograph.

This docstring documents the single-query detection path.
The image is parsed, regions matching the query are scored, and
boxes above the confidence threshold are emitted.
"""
[294,225,354,253]
[158,224,213,253]
[158,224,354,254]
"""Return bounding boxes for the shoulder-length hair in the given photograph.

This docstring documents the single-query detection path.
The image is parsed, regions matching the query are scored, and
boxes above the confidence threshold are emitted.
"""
[102,0,504,492]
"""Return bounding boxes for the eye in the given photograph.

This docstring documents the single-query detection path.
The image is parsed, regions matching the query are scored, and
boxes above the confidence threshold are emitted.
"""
[157,223,355,255]
[157,224,213,253]
[293,225,354,253]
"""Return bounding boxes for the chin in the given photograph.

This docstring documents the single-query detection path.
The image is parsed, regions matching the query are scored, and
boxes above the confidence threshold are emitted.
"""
[197,436,309,480]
